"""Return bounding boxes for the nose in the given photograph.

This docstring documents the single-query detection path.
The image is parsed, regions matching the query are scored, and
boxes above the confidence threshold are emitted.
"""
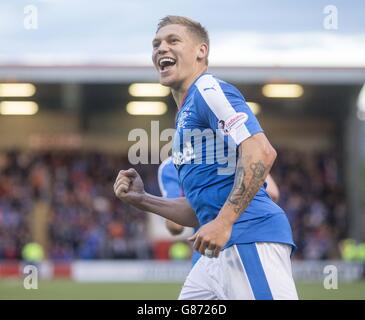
[157,40,169,54]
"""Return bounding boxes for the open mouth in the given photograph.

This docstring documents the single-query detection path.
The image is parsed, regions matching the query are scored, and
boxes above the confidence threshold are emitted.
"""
[158,57,177,72]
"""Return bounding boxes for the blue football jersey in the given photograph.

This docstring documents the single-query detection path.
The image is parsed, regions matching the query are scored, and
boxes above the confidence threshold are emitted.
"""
[158,157,201,265]
[172,73,295,250]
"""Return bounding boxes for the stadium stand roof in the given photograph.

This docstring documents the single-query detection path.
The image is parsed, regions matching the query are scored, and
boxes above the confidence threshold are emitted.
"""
[0,65,365,84]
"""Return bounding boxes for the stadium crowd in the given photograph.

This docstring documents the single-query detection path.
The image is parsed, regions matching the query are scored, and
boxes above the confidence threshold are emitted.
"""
[0,149,347,261]
[271,149,347,260]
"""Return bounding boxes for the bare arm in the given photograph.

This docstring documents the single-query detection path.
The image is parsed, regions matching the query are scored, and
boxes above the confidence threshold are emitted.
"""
[138,193,198,227]
[165,220,185,235]
[114,168,199,228]
[220,132,277,223]
[190,132,277,257]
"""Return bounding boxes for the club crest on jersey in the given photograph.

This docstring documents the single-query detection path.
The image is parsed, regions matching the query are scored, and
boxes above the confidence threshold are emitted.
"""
[177,111,190,129]
[172,142,196,166]
[218,112,248,135]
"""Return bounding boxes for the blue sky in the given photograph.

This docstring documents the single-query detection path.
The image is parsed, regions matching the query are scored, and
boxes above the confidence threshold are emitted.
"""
[1,0,365,66]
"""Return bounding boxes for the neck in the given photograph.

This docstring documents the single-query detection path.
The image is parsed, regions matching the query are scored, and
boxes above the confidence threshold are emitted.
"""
[172,66,208,108]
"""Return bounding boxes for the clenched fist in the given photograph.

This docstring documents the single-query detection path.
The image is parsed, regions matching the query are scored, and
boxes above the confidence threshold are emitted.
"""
[113,168,145,206]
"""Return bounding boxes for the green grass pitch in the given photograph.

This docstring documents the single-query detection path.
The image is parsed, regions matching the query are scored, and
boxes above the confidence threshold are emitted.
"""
[0,280,365,300]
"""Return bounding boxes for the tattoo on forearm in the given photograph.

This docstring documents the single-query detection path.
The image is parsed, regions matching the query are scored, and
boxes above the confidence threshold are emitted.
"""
[250,162,266,178]
[228,159,268,214]
[227,166,246,207]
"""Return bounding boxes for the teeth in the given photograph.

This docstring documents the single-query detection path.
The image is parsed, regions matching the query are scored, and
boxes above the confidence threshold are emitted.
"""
[159,57,176,67]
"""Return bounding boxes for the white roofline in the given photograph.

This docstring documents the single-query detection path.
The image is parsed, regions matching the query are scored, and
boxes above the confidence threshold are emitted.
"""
[0,65,364,84]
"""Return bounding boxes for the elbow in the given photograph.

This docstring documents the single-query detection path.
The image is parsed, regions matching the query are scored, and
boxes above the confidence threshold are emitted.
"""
[270,146,277,164]
[262,144,277,167]
[165,220,184,235]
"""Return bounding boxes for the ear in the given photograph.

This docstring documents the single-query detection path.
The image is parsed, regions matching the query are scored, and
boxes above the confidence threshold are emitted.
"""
[197,43,208,62]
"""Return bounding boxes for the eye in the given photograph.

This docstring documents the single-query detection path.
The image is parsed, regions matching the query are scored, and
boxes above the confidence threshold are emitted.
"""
[171,38,179,44]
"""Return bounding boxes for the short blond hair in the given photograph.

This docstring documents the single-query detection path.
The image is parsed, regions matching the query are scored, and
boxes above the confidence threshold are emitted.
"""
[157,15,209,65]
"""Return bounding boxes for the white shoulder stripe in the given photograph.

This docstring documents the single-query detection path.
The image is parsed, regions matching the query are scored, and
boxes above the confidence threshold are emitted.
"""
[195,74,236,120]
[195,74,251,144]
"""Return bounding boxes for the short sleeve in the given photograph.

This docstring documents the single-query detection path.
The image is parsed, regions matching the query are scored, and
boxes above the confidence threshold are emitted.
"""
[158,158,181,198]
[194,75,263,145]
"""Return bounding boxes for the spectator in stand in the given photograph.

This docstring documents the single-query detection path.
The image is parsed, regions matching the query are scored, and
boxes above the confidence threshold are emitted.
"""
[0,149,347,261]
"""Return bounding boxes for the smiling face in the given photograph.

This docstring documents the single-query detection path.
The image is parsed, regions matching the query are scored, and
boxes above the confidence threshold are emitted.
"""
[152,24,208,91]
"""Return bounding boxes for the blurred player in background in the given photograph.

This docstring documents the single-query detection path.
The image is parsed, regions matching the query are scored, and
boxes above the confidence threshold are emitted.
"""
[157,156,199,265]
[114,15,298,299]
[157,156,281,267]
